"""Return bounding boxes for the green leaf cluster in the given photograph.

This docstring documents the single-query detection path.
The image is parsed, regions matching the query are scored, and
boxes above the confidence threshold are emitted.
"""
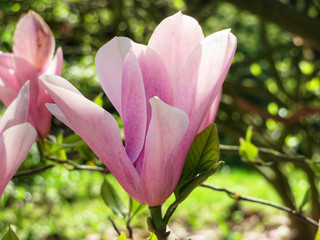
[161,124,223,224]
[175,123,221,197]
[101,178,128,218]
[100,176,147,226]
[2,226,19,240]
[239,126,259,161]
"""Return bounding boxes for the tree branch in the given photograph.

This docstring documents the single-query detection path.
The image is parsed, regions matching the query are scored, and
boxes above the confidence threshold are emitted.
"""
[201,183,319,228]
[13,165,54,179]
[221,0,320,49]
[232,95,320,125]
[46,156,109,174]
[108,216,121,236]
[220,144,306,165]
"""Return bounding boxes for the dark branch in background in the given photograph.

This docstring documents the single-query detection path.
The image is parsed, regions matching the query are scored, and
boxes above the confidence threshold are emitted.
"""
[13,165,54,179]
[220,0,320,49]
[231,95,320,126]
[259,20,287,96]
[200,183,319,228]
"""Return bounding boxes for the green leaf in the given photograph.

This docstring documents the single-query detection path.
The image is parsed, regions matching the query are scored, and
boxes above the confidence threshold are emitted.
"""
[298,190,310,212]
[2,226,19,240]
[175,124,220,196]
[239,127,259,161]
[78,144,96,161]
[165,161,223,224]
[130,198,147,220]
[147,233,158,240]
[315,221,320,240]
[101,177,128,218]
[245,126,253,142]
[63,133,83,145]
[56,132,67,160]
[117,232,127,240]
[45,133,85,156]
[93,92,104,107]
[239,138,259,160]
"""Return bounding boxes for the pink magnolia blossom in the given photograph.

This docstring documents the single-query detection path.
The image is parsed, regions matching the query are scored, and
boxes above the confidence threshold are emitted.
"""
[41,12,236,206]
[0,10,63,138]
[0,82,37,198]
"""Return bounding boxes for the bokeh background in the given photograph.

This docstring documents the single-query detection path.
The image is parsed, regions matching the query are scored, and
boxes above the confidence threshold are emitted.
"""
[0,0,320,239]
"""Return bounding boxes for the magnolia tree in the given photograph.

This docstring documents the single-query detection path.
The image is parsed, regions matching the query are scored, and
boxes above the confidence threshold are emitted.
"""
[0,10,319,240]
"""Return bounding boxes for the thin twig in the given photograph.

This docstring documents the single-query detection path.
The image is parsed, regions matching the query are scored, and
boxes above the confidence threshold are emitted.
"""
[13,165,54,179]
[126,222,133,239]
[220,144,306,165]
[108,216,121,236]
[46,156,109,174]
[201,183,319,228]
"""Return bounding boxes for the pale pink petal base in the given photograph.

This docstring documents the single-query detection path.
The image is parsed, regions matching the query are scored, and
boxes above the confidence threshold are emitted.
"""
[0,80,18,107]
[46,103,73,130]
[139,97,189,206]
[41,75,141,200]
[0,123,37,197]
[0,82,30,134]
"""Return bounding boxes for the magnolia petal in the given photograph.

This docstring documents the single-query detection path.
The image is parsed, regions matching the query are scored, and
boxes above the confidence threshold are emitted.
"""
[0,79,18,106]
[41,75,141,199]
[0,53,14,69]
[32,98,53,138]
[13,11,55,71]
[121,51,147,163]
[40,74,82,95]
[148,12,204,99]
[131,47,173,174]
[198,89,222,133]
[176,29,237,134]
[0,53,20,91]
[139,97,189,206]
[136,47,172,125]
[95,37,145,114]
[12,55,39,88]
[0,123,37,198]
[0,82,30,134]
[44,47,63,75]
[46,103,73,130]
[30,74,55,137]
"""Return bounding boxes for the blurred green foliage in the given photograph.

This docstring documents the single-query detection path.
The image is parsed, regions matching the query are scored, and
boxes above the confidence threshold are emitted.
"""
[1,0,320,239]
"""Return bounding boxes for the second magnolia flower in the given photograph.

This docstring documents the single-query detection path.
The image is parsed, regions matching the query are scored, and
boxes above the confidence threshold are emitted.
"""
[0,11,63,138]
[41,12,237,206]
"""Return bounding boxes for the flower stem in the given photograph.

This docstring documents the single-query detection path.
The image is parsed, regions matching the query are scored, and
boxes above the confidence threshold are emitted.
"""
[148,206,170,240]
